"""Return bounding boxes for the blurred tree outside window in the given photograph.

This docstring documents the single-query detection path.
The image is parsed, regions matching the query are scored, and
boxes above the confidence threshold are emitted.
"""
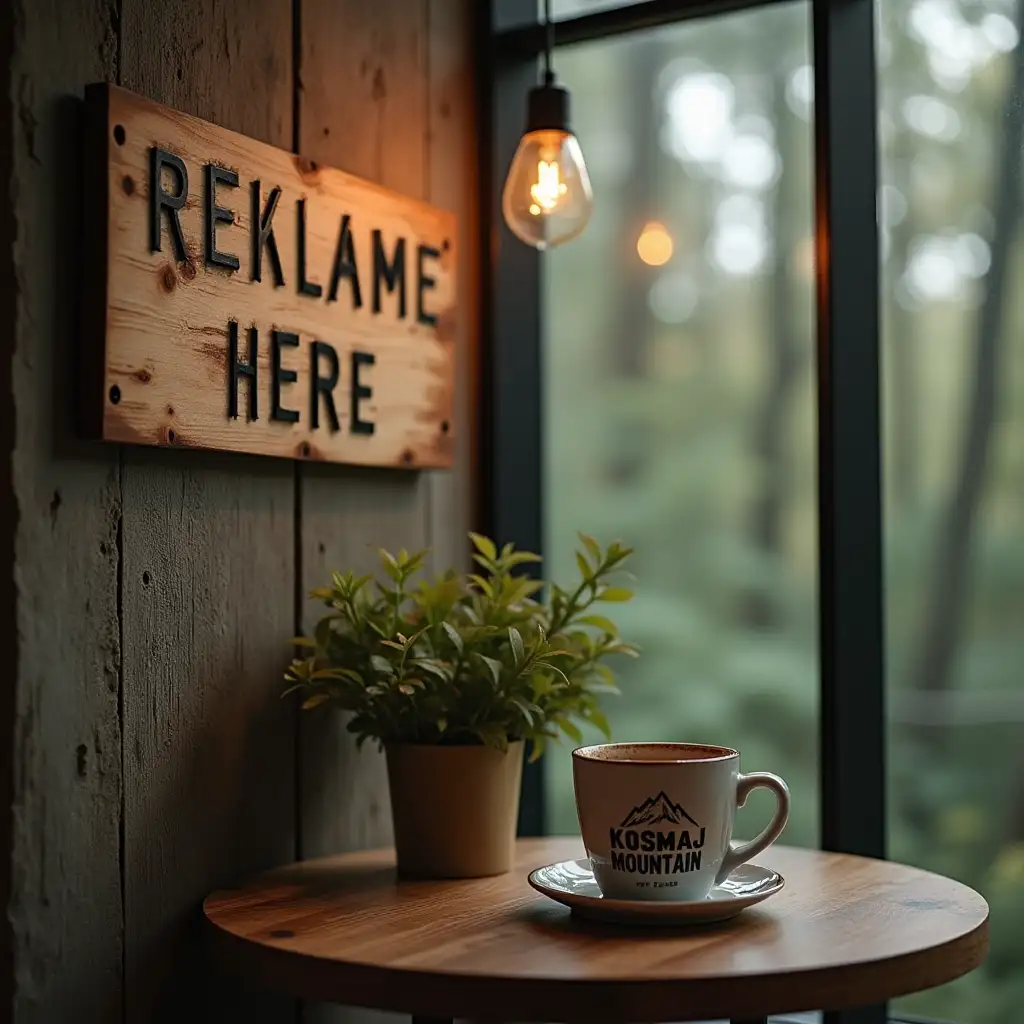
[542,2,820,862]
[540,1,1024,1020]
[881,0,1024,1019]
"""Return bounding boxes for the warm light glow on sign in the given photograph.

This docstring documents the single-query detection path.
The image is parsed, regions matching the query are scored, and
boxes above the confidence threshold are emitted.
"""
[82,85,458,471]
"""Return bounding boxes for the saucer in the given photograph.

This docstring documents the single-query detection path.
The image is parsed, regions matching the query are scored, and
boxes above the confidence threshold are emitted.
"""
[527,858,784,926]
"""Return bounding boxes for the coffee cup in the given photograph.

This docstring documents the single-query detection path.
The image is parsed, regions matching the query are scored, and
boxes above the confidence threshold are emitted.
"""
[572,742,790,902]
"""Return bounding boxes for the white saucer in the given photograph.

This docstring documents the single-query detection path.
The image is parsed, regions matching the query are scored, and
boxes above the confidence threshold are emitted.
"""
[527,858,784,926]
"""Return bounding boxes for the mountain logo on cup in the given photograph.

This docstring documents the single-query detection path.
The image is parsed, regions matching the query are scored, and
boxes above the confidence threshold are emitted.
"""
[610,791,706,877]
[619,791,698,829]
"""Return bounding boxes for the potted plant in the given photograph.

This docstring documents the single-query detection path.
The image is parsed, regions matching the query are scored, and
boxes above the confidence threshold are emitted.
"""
[284,532,637,879]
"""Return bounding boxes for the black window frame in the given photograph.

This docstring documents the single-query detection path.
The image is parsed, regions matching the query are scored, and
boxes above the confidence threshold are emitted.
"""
[478,1,886,1021]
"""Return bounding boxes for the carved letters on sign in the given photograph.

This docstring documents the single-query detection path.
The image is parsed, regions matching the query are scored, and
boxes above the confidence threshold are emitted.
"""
[81,84,457,470]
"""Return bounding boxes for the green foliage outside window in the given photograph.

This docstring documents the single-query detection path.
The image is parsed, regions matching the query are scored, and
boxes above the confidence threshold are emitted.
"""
[543,4,1024,1021]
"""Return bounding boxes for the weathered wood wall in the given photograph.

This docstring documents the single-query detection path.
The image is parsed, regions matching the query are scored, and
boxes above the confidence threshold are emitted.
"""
[2,0,478,1021]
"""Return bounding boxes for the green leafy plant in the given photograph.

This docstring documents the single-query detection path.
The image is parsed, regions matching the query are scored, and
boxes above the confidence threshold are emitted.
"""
[284,532,638,759]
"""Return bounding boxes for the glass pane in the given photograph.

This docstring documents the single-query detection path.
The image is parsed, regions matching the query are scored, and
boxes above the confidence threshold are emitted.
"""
[881,0,1024,1020]
[541,3,819,851]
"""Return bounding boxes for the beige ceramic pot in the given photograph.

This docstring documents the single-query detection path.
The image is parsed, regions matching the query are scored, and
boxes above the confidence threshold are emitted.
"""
[384,740,524,879]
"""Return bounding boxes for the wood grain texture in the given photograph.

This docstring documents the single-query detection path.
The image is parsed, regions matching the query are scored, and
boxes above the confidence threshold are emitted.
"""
[297,7,437,1018]
[6,1,478,1021]
[89,85,456,470]
[426,0,478,572]
[204,837,990,1023]
[297,0,432,857]
[8,0,124,1020]
[119,2,296,1021]
[296,472,421,1024]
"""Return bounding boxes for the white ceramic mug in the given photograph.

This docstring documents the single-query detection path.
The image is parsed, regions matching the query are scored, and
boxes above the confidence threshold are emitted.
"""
[572,742,790,902]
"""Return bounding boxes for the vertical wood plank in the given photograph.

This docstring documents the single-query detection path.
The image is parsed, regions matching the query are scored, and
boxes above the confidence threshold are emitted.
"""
[297,5,432,1021]
[6,0,478,1021]
[427,0,478,575]
[119,2,296,1021]
[297,0,430,860]
[7,1,123,1021]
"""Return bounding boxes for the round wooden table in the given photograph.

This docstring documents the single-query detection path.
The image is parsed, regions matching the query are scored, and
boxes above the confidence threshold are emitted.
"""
[204,836,988,1023]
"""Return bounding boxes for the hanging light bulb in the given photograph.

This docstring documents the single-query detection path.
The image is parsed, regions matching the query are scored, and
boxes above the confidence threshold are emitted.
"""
[501,3,593,250]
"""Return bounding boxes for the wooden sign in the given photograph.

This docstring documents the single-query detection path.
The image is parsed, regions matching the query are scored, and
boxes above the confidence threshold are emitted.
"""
[81,84,456,470]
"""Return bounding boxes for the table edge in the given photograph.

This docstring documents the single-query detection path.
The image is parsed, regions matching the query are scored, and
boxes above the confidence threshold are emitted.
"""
[203,903,990,1022]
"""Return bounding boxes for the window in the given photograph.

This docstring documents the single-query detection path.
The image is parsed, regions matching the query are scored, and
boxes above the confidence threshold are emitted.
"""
[540,5,820,850]
[880,0,1024,1019]
[482,0,1024,1021]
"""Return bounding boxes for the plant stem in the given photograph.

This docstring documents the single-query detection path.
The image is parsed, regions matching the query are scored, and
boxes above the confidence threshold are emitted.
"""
[549,576,595,637]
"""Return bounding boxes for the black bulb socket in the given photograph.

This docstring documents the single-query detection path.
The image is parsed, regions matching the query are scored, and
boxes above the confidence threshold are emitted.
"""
[526,82,571,134]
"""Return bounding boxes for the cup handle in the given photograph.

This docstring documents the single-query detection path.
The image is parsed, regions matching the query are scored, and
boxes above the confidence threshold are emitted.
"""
[715,771,791,885]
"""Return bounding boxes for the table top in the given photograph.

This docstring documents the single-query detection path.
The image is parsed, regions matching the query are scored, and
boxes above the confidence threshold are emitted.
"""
[204,836,989,1022]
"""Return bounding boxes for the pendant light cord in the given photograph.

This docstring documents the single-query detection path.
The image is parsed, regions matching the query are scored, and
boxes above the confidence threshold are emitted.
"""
[543,0,554,84]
